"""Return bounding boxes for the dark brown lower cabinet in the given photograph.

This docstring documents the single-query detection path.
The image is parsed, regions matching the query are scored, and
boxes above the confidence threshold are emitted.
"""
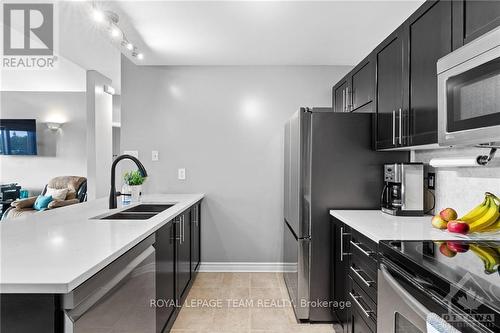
[331,217,352,333]
[155,201,202,333]
[155,221,176,333]
[333,220,378,333]
[175,210,191,302]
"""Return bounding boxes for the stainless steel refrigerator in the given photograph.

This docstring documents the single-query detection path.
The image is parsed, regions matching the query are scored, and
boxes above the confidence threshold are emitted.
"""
[283,108,408,322]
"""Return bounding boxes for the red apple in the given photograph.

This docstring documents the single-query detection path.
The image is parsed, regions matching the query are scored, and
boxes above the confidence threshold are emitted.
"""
[431,215,448,229]
[446,241,469,253]
[440,208,458,222]
[447,220,470,234]
[439,243,457,257]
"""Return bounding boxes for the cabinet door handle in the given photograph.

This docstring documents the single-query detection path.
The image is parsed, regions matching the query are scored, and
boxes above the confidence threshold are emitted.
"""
[182,215,185,244]
[392,110,396,145]
[174,217,181,241]
[398,108,403,145]
[346,86,350,112]
[349,292,374,318]
[350,240,375,257]
[350,266,374,287]
[340,226,351,262]
[342,89,346,112]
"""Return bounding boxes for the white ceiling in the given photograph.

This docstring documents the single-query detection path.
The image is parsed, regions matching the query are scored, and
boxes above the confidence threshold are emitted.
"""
[109,1,425,66]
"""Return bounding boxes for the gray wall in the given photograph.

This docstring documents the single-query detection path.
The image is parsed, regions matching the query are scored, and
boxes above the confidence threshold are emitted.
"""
[121,58,350,263]
[0,91,86,193]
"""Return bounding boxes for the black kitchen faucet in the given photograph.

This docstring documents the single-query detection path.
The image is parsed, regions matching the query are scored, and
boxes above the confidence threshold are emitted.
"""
[109,154,148,209]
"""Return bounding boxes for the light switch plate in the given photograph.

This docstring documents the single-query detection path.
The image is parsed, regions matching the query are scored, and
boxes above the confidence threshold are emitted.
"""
[123,150,139,158]
[152,150,159,161]
[178,168,186,180]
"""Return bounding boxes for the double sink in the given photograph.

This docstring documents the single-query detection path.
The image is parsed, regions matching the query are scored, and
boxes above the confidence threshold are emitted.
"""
[98,204,175,220]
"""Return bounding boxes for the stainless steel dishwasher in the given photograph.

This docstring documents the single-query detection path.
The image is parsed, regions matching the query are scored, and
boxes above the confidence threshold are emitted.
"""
[63,235,156,333]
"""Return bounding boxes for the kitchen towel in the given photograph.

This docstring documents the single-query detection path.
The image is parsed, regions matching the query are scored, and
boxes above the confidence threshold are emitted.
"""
[426,312,462,333]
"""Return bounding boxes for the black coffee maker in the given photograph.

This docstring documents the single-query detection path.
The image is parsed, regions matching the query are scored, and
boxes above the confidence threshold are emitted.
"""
[381,163,424,216]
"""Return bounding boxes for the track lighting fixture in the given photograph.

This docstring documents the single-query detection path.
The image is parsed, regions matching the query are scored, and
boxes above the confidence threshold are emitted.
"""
[90,4,144,60]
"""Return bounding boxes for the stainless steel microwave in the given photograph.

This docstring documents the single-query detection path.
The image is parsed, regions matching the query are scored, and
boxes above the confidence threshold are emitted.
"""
[437,26,500,146]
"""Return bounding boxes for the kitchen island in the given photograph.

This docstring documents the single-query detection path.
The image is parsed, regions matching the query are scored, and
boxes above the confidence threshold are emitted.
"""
[0,193,204,333]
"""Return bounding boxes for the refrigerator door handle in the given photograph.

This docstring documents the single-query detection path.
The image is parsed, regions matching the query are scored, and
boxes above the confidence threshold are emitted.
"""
[392,110,396,145]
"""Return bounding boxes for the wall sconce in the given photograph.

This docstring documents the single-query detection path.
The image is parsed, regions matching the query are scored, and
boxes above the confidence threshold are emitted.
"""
[104,85,115,95]
[46,122,64,131]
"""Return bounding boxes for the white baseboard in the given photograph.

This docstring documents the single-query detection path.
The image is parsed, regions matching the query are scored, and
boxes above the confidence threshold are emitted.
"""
[198,262,296,273]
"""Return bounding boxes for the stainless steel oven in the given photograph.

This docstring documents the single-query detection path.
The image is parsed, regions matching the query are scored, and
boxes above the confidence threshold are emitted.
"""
[63,235,156,333]
[378,240,500,333]
[437,26,500,146]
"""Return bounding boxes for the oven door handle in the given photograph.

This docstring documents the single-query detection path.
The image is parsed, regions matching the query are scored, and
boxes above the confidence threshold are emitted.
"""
[380,263,430,320]
[65,245,155,323]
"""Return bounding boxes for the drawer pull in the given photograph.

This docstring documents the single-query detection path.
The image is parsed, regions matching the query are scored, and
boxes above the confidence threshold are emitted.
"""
[349,292,373,318]
[350,240,375,257]
[340,226,352,262]
[350,266,374,287]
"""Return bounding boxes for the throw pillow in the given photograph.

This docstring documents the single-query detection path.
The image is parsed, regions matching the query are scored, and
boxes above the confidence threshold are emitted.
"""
[45,187,68,201]
[33,195,53,211]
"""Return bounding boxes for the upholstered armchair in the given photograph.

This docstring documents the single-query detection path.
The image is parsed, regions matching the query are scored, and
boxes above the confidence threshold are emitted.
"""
[2,176,87,220]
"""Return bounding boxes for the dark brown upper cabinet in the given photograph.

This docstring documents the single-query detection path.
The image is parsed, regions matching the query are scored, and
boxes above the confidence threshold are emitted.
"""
[452,0,500,50]
[375,28,405,149]
[333,54,375,113]
[332,0,500,150]
[405,0,452,146]
[376,0,453,150]
[333,78,349,113]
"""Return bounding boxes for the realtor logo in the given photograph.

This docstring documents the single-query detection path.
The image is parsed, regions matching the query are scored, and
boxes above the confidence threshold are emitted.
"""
[442,272,496,328]
[3,3,53,55]
[2,2,57,69]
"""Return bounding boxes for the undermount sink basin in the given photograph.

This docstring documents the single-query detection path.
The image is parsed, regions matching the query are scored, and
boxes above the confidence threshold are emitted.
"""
[99,212,158,220]
[123,204,174,213]
[94,203,176,220]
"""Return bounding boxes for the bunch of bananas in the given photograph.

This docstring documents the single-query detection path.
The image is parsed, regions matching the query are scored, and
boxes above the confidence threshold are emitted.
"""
[460,192,500,233]
[469,244,500,274]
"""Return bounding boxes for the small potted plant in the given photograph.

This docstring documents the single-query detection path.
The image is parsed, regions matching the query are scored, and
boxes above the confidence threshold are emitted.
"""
[123,170,146,202]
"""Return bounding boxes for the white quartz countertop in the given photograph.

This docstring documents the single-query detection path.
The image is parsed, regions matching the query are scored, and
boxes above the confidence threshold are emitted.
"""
[329,210,467,243]
[0,193,204,294]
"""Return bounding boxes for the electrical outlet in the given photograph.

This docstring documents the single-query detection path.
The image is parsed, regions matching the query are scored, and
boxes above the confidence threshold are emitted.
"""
[152,150,159,161]
[178,168,186,180]
[427,172,436,190]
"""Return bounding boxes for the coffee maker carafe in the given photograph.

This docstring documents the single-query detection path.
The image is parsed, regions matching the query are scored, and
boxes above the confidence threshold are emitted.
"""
[381,163,424,216]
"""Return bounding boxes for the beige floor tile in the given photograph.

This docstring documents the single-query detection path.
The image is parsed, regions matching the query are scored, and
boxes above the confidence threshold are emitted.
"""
[186,287,221,301]
[250,287,287,303]
[193,273,224,288]
[250,273,280,288]
[221,272,251,288]
[171,307,215,330]
[250,307,295,330]
[173,273,336,333]
[221,287,251,308]
[212,307,251,331]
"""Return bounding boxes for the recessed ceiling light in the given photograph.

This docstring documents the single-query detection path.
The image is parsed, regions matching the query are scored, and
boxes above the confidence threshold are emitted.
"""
[92,9,105,23]
[137,53,144,60]
[126,42,134,51]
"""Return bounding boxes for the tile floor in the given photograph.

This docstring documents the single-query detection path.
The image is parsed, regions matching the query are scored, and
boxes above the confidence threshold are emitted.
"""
[171,272,336,333]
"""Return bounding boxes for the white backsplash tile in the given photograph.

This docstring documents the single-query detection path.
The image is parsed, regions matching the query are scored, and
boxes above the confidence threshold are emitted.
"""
[413,147,500,215]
